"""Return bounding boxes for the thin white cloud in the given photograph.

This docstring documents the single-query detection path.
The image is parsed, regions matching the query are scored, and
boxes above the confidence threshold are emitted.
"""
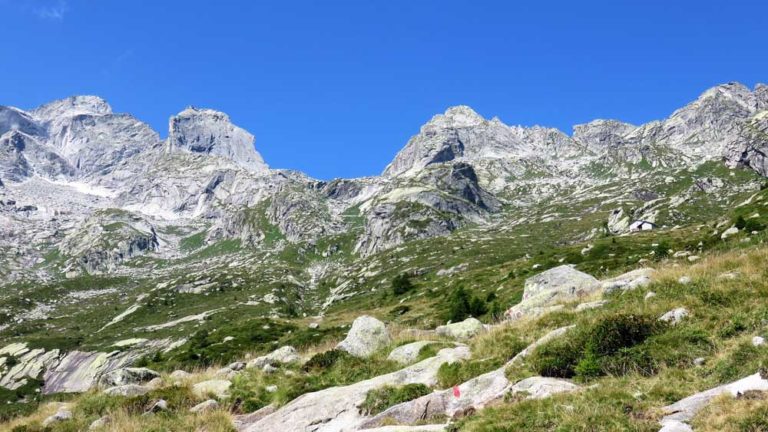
[34,0,68,21]
[101,49,135,78]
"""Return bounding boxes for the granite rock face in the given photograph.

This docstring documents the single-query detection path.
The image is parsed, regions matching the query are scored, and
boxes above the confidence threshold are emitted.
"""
[167,107,268,173]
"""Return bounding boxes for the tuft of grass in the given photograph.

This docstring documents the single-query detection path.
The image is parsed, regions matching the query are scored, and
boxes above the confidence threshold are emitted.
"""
[359,384,431,416]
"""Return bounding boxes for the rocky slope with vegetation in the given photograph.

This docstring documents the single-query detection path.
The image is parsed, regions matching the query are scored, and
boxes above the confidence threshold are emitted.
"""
[1,82,768,431]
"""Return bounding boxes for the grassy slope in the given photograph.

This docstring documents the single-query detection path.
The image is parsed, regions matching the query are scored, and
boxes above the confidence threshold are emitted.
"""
[2,166,768,429]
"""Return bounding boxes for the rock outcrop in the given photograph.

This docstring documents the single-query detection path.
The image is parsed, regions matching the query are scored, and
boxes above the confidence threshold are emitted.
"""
[240,346,470,432]
[98,367,160,388]
[167,107,268,173]
[360,326,577,429]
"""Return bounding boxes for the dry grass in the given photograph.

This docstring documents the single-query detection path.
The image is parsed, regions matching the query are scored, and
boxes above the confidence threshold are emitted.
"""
[692,391,768,432]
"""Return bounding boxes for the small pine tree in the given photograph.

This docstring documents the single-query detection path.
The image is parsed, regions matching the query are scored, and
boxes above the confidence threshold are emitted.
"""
[447,286,471,322]
[653,241,670,261]
[488,300,505,320]
[734,215,747,230]
[391,273,414,296]
[469,296,488,317]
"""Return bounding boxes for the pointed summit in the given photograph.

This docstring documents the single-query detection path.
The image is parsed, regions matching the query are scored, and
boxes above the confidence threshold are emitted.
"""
[166,107,268,173]
[32,95,112,121]
[422,105,486,131]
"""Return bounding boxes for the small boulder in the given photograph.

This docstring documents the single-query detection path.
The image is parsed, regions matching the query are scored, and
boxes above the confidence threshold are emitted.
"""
[265,385,278,393]
[145,399,168,415]
[262,364,278,374]
[192,379,231,399]
[104,384,151,397]
[215,367,237,379]
[88,415,111,430]
[146,377,164,389]
[721,226,739,240]
[575,300,608,311]
[228,361,246,371]
[387,341,435,364]
[169,370,191,381]
[509,376,580,399]
[678,276,692,285]
[42,408,72,427]
[190,399,219,413]
[659,308,689,325]
[436,317,485,340]
[693,357,706,366]
[753,336,766,347]
[602,268,655,293]
[98,367,160,388]
[660,420,694,432]
[644,291,657,301]
[309,322,320,329]
[336,316,391,358]
[247,346,300,369]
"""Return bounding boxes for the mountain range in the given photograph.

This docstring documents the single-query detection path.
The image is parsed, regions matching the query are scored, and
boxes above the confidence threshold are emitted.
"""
[1,82,766,281]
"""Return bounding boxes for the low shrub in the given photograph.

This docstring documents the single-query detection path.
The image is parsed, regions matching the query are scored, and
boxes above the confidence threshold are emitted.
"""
[392,274,415,296]
[529,313,665,380]
[302,349,350,372]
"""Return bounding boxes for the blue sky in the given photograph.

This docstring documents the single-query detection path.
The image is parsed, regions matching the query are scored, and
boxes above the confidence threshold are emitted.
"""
[1,0,766,179]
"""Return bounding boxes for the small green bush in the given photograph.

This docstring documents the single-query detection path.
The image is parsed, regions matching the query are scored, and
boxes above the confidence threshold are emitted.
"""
[302,349,351,371]
[530,313,663,379]
[574,352,602,379]
[745,218,765,233]
[529,337,582,378]
[359,384,431,415]
[585,314,661,357]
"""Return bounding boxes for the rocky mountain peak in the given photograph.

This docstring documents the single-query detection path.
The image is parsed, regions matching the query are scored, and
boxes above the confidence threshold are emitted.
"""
[572,119,636,150]
[0,106,44,137]
[32,95,112,121]
[422,105,485,132]
[755,83,768,110]
[166,106,269,173]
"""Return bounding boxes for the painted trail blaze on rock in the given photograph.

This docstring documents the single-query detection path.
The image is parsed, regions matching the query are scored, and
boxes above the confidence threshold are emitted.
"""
[453,386,461,398]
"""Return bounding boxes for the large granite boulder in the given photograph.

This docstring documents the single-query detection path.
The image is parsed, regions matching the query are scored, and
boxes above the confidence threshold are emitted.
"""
[506,265,600,320]
[435,318,485,340]
[336,316,391,358]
